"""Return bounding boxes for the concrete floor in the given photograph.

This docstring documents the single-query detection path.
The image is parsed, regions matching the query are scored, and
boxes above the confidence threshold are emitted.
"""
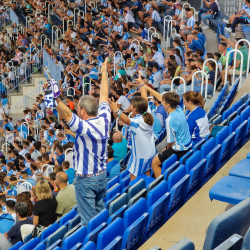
[139,23,249,250]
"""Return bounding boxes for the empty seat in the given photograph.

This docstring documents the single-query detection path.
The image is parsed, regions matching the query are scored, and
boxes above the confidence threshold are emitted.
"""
[240,93,249,104]
[40,223,59,241]
[129,175,154,187]
[106,183,122,201]
[128,189,147,207]
[105,193,120,209]
[59,209,76,227]
[179,150,193,165]
[107,204,128,225]
[222,107,233,121]
[232,121,248,155]
[185,151,202,174]
[96,218,124,250]
[83,223,107,245]
[163,162,179,181]
[109,193,129,216]
[146,175,164,196]
[107,176,120,190]
[87,209,109,234]
[80,241,96,250]
[161,154,177,173]
[212,115,222,126]
[232,100,242,112]
[226,111,238,127]
[46,226,68,248]
[229,159,250,179]
[240,106,250,142]
[19,237,40,250]
[33,244,46,250]
[120,174,130,189]
[68,214,81,231]
[127,179,146,200]
[119,170,130,181]
[168,237,195,250]
[201,137,216,159]
[9,242,23,250]
[192,139,205,152]
[63,224,82,241]
[104,236,123,250]
[215,126,229,145]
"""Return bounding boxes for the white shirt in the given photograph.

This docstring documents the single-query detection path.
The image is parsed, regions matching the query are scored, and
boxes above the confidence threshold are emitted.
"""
[25,114,31,122]
[118,96,131,111]
[125,13,135,23]
[65,150,73,168]
[0,108,4,120]
[8,71,14,80]
[152,52,165,68]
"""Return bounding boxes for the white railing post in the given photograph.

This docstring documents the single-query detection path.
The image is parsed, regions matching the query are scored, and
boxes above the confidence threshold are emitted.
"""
[148,27,156,43]
[67,87,75,97]
[114,51,123,76]
[74,7,80,28]
[171,76,186,92]
[65,148,73,158]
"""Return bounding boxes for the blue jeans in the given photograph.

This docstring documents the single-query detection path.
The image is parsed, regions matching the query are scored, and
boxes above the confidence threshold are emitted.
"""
[193,84,213,96]
[201,13,213,26]
[198,7,208,23]
[75,171,107,227]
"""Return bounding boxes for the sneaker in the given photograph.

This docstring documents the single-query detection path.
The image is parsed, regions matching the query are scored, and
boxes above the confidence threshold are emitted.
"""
[202,25,209,30]
[175,33,181,38]
[223,19,230,24]
[231,32,235,36]
[217,85,223,92]
[225,27,232,33]
[226,23,231,28]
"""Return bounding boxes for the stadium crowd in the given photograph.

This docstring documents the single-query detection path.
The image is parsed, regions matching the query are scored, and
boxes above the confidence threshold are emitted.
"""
[0,0,249,248]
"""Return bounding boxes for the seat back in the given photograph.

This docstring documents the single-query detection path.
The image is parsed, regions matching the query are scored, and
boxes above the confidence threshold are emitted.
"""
[168,165,187,192]
[103,236,123,250]
[9,242,23,250]
[63,224,81,241]
[179,150,193,165]
[143,193,171,242]
[212,115,222,126]
[123,151,131,165]
[226,111,237,126]
[168,238,195,250]
[232,100,242,112]
[147,180,168,210]
[40,223,59,241]
[201,138,216,159]
[68,214,81,231]
[185,151,202,174]
[63,226,87,250]
[222,107,233,121]
[163,162,179,181]
[128,189,147,207]
[46,226,68,248]
[240,93,249,104]
[124,197,147,230]
[87,209,109,234]
[107,205,128,225]
[237,104,246,115]
[109,193,129,216]
[127,179,146,200]
[218,132,236,169]
[192,139,206,152]
[96,218,124,250]
[203,198,250,250]
[122,213,149,250]
[232,121,248,154]
[240,106,250,123]
[120,174,130,189]
[106,183,122,201]
[59,209,76,227]
[242,226,250,250]
[146,175,164,196]
[202,145,221,184]
[161,154,177,173]
[19,238,40,250]
[215,126,229,145]
[81,242,96,250]
[107,176,120,190]
[185,159,207,201]
[213,234,243,250]
[33,244,46,250]
[119,170,130,181]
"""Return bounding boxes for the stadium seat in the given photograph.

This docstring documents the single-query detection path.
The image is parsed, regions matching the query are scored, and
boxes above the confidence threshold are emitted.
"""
[203,198,250,249]
[96,218,124,250]
[9,242,23,250]
[128,188,147,207]
[242,227,250,249]
[236,103,246,115]
[120,174,130,189]
[163,162,179,181]
[68,214,81,231]
[40,223,59,241]
[161,154,177,173]
[129,174,155,187]
[144,193,171,242]
[33,244,46,250]
[87,209,109,234]
[240,106,250,142]
[103,236,123,250]
[217,132,236,169]
[109,193,129,216]
[46,240,62,250]
[229,159,250,179]
[168,237,195,250]
[62,226,87,250]
[240,93,249,104]
[166,165,190,220]
[107,176,120,190]
[105,193,120,209]
[106,183,122,201]
[226,111,237,126]
[185,159,207,201]
[192,139,205,152]
[201,137,216,159]
[59,209,76,227]
[222,107,233,121]
[213,234,243,250]
[19,237,40,250]
[232,100,242,112]
[63,224,82,241]
[215,126,229,145]
[179,150,193,165]
[212,115,222,126]
[119,170,130,181]
[123,151,131,165]
[46,226,68,248]
[229,114,241,134]
[80,242,96,250]
[209,176,250,204]
[185,151,202,174]
[231,121,247,155]
[127,179,146,200]
[146,175,164,196]
[107,204,128,225]
[83,223,107,245]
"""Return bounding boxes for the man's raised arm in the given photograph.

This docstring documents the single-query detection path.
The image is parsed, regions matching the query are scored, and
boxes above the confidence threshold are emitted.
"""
[99,58,109,104]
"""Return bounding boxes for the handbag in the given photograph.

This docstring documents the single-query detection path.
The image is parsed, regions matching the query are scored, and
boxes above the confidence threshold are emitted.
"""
[32,224,45,238]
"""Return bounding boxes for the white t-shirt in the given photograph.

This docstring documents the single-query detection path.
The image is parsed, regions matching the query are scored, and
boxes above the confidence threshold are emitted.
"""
[65,151,73,168]
[124,13,135,23]
[118,96,131,111]
[25,113,31,122]
[0,107,4,120]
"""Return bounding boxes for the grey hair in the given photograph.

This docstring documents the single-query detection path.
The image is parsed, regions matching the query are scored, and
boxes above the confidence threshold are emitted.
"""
[15,202,28,218]
[79,95,99,116]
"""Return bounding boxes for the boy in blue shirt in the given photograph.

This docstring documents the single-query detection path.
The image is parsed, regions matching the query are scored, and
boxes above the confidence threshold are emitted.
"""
[62,161,75,185]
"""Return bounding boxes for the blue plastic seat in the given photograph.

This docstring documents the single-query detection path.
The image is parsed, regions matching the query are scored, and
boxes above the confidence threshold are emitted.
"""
[201,138,216,159]
[68,214,81,231]
[59,209,76,227]
[83,223,107,245]
[120,175,130,189]
[163,162,179,181]
[185,159,207,201]
[229,115,241,133]
[105,194,120,209]
[226,111,237,126]
[161,154,177,173]
[185,151,202,174]
[179,150,193,165]
[215,126,229,145]
[127,179,146,200]
[232,100,242,112]
[107,204,128,225]
[240,106,250,142]
[165,165,190,220]
[103,236,123,250]
[237,103,246,115]
[209,176,250,204]
[46,240,62,250]
[192,139,206,152]
[168,238,195,250]
[119,170,130,181]
[212,115,222,125]
[63,224,82,241]
[232,121,248,155]
[128,189,147,207]
[19,237,40,250]
[217,132,236,169]
[109,193,129,216]
[222,107,232,121]
[46,226,68,248]
[123,151,131,165]
[9,242,23,250]
[107,176,120,190]
[87,209,109,234]
[240,93,249,104]
[33,244,46,250]
[80,242,96,250]
[96,218,124,250]
[144,193,171,242]
[106,183,122,201]
[62,226,87,250]
[40,223,59,241]
[146,175,164,196]
[129,175,154,187]
[229,159,250,179]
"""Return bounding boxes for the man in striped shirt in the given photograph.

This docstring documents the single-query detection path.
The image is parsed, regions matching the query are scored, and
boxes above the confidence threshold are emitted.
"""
[46,58,110,227]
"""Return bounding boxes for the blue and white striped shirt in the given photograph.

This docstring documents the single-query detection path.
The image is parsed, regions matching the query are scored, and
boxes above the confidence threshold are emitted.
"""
[67,102,111,175]
[152,10,161,22]
[187,16,195,30]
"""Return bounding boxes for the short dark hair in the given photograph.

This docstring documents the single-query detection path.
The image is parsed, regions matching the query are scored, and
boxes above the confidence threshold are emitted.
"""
[162,92,180,109]
[107,146,114,159]
[15,202,29,218]
[6,200,16,211]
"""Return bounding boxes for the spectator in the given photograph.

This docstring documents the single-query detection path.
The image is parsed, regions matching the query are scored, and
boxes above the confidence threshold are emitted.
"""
[55,172,77,218]
[62,161,75,185]
[49,172,58,197]
[0,203,15,235]
[111,131,128,162]
[16,193,34,217]
[0,195,7,212]
[6,200,16,222]
[107,146,120,180]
